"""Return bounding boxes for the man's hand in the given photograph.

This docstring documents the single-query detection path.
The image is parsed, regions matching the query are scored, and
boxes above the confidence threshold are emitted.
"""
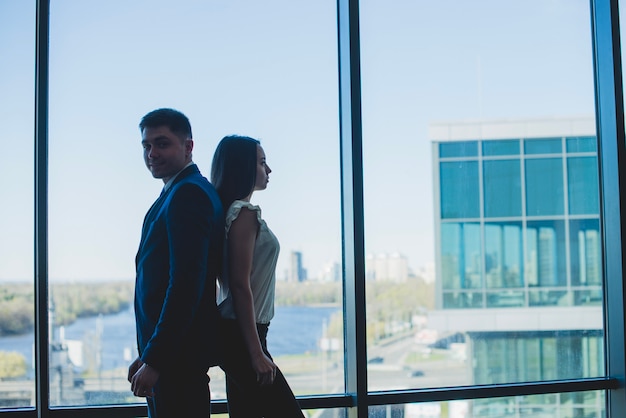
[130,360,159,397]
[127,357,143,383]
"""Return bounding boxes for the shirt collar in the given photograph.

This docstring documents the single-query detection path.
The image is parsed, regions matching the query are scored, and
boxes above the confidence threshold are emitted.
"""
[163,161,194,192]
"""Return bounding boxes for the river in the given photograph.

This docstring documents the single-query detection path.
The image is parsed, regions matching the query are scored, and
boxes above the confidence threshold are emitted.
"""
[0,305,341,373]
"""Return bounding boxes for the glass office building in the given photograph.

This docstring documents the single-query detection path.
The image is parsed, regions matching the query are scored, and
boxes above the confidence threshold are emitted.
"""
[430,117,605,415]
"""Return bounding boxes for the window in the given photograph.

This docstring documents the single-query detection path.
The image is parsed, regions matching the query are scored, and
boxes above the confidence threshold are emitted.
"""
[3,0,626,416]
[484,222,523,290]
[483,160,522,218]
[368,392,606,417]
[482,139,521,156]
[439,141,478,158]
[0,0,35,409]
[525,158,565,216]
[362,0,606,401]
[441,223,482,292]
[570,219,602,289]
[568,156,600,215]
[566,136,597,153]
[46,0,340,408]
[440,161,480,219]
[524,138,563,155]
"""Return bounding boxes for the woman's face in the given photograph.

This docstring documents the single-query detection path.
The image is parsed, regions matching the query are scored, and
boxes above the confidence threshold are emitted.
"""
[254,145,271,191]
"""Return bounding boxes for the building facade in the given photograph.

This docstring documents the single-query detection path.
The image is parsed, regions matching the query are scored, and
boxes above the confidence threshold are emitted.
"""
[429,117,604,416]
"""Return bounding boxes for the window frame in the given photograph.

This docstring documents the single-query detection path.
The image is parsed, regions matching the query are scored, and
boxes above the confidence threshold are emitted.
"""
[3,0,623,417]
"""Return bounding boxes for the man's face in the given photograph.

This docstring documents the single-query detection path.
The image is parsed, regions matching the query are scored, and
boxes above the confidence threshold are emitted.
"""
[141,125,193,183]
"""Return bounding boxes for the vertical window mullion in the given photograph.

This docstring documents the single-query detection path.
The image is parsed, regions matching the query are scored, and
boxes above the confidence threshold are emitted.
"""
[337,0,367,416]
[34,0,50,415]
[590,0,626,416]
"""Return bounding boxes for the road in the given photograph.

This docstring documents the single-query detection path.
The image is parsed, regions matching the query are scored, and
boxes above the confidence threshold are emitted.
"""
[280,332,470,395]
[0,332,470,409]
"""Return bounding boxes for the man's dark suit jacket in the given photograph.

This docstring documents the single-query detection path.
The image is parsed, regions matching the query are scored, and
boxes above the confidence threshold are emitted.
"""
[134,164,224,375]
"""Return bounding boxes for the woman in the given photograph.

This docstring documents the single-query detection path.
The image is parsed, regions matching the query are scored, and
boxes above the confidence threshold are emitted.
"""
[211,135,305,417]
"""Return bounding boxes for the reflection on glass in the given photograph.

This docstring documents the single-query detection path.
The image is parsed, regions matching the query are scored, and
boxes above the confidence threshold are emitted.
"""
[570,219,602,288]
[441,223,482,294]
[526,220,567,289]
[215,407,345,418]
[473,331,603,383]
[443,292,483,309]
[486,290,524,308]
[48,0,340,407]
[529,290,570,307]
[0,0,35,409]
[484,222,522,289]
[369,392,605,418]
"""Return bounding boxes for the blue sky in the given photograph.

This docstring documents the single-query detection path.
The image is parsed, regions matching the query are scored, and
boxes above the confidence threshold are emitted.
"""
[0,0,598,282]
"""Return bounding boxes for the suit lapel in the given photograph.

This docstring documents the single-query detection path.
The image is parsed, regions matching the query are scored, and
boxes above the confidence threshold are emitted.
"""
[138,188,170,248]
[137,164,200,251]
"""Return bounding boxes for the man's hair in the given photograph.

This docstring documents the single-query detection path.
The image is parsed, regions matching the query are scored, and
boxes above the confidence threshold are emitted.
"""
[211,135,260,210]
[139,108,193,140]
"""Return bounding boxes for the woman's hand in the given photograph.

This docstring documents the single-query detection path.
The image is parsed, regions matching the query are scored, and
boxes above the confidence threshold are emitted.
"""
[251,351,278,385]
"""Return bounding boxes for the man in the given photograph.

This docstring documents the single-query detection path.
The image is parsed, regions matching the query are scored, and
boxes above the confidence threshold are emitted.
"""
[128,108,224,417]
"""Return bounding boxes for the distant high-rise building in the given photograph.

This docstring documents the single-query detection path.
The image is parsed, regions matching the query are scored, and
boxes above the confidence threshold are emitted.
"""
[320,261,341,282]
[289,251,306,282]
[366,252,409,282]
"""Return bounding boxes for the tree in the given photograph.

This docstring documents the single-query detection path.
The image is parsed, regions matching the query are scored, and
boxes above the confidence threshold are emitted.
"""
[0,351,27,379]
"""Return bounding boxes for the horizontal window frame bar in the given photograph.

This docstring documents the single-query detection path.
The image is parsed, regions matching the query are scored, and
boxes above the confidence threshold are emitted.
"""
[366,377,619,406]
[0,378,617,417]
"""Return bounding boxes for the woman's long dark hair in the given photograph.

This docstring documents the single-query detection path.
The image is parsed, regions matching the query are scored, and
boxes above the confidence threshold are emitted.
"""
[211,135,260,211]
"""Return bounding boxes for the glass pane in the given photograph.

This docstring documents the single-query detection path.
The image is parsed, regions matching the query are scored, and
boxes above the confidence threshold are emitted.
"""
[361,0,601,392]
[440,161,480,219]
[439,141,478,158]
[48,0,340,407]
[526,221,567,293]
[441,223,481,291]
[482,139,520,156]
[473,331,603,383]
[0,0,35,409]
[570,219,602,289]
[369,392,605,418]
[217,407,342,418]
[484,222,523,290]
[525,158,565,216]
[566,136,596,153]
[524,138,563,154]
[568,156,600,215]
[483,160,522,217]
